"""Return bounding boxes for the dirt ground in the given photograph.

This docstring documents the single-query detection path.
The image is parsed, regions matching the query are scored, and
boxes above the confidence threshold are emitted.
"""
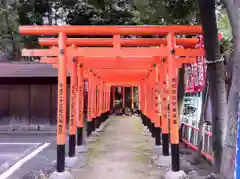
[70,115,166,179]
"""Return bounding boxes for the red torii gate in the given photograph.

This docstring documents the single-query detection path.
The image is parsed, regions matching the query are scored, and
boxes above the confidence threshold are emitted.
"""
[38,37,199,47]
[19,25,203,178]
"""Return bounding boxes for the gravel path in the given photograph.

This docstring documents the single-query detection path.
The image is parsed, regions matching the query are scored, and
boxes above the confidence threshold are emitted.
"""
[71,115,166,179]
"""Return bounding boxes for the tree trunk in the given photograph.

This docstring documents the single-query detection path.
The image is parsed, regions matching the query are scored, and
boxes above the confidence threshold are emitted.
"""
[198,0,227,174]
[177,68,185,121]
[177,68,185,141]
[220,1,240,178]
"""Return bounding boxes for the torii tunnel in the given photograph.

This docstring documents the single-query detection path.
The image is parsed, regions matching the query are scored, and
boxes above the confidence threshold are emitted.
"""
[19,25,205,177]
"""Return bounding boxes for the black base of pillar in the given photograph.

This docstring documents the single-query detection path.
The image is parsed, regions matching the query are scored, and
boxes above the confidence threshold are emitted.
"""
[102,112,106,120]
[92,118,95,130]
[68,134,76,157]
[140,113,143,120]
[141,114,145,126]
[87,121,92,137]
[151,122,155,138]
[138,110,141,117]
[171,144,180,172]
[96,116,100,128]
[145,116,148,126]
[57,144,65,172]
[77,127,83,146]
[100,114,104,124]
[122,108,125,115]
[131,109,134,114]
[101,113,105,122]
[146,117,149,128]
[154,127,161,146]
[159,128,162,145]
[92,118,97,132]
[98,116,101,127]
[101,113,104,121]
[147,118,151,131]
[105,111,110,120]
[162,133,170,156]
[97,117,100,128]
[137,110,141,117]
[144,116,147,126]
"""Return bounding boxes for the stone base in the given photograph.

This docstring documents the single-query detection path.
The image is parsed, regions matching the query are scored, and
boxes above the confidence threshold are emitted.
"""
[96,127,104,132]
[86,137,97,143]
[48,171,73,179]
[154,155,171,167]
[143,129,151,136]
[65,156,78,168]
[91,131,100,136]
[152,145,162,155]
[76,145,87,153]
[164,170,187,179]
[143,126,149,132]
[99,124,106,129]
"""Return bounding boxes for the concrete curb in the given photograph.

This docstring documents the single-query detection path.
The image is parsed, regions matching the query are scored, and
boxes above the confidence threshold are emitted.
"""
[0,125,57,134]
[65,156,78,168]
[0,130,57,135]
[76,145,88,153]
[0,129,57,135]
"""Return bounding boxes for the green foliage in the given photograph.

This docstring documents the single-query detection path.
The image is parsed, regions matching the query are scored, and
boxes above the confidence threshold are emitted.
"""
[217,10,233,56]
[65,0,141,25]
[16,0,50,25]
[134,0,200,25]
[0,0,225,59]
[15,0,142,47]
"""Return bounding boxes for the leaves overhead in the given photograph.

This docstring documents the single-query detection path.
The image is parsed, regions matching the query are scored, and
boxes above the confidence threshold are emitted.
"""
[0,0,226,59]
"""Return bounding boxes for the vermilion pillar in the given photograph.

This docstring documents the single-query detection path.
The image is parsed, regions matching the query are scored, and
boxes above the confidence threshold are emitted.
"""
[56,32,67,173]
[87,70,93,136]
[168,32,180,171]
[92,74,96,131]
[107,84,110,112]
[98,81,103,126]
[68,56,77,158]
[95,78,101,128]
[77,64,84,146]
[153,64,161,146]
[160,62,170,156]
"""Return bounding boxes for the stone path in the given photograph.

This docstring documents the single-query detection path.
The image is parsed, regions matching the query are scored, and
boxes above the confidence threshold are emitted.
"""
[70,115,166,179]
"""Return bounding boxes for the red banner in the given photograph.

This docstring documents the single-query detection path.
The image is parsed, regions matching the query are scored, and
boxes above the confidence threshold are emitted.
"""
[184,34,222,93]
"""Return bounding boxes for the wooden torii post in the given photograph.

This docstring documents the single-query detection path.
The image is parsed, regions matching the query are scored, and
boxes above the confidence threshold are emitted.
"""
[19,25,203,178]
